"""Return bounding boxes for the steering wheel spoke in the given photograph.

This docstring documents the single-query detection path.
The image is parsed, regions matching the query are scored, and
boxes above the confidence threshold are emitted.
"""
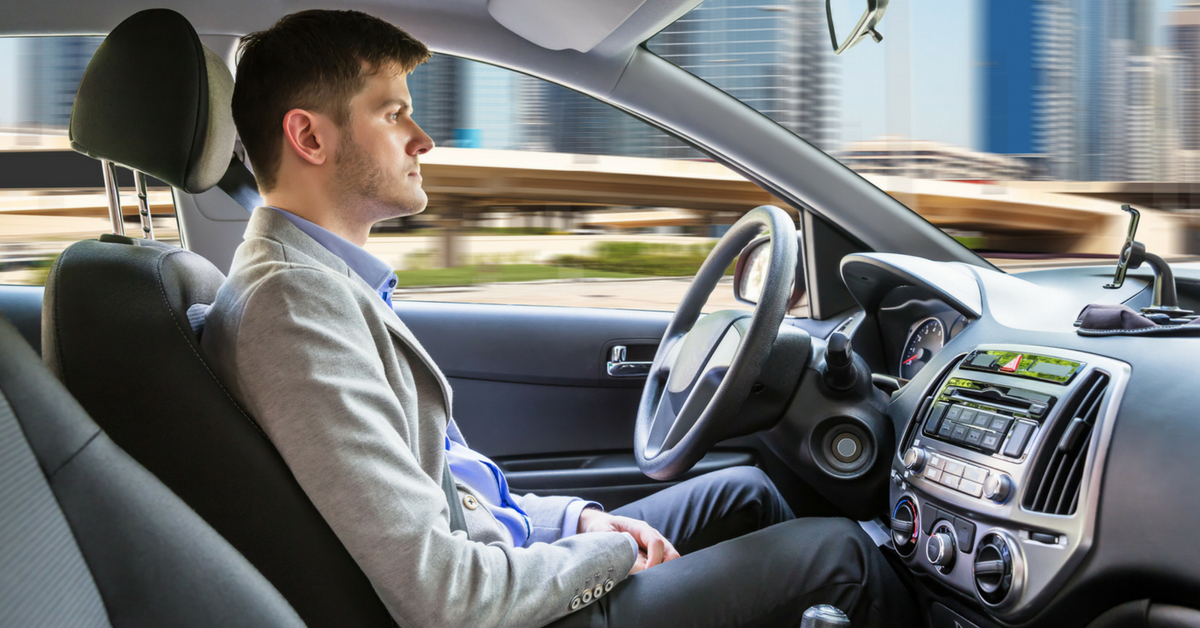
[635,205,798,480]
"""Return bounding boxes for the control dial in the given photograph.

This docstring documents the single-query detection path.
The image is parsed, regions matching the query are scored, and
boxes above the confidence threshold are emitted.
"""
[902,447,926,473]
[974,532,1021,608]
[926,523,956,573]
[982,474,1012,503]
[890,497,919,556]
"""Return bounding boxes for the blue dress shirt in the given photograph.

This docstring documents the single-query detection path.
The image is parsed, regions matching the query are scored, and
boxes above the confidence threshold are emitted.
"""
[268,207,598,546]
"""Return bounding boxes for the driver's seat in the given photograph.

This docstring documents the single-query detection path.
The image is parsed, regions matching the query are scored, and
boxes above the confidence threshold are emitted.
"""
[42,9,395,626]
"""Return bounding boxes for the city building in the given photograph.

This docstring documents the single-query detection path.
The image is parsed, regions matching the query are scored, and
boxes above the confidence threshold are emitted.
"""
[17,36,101,129]
[648,0,838,155]
[837,136,1032,181]
[1170,2,1200,155]
[981,0,1174,181]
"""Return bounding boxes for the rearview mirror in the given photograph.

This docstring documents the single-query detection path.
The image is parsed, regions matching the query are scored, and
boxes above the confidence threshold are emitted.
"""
[825,0,889,55]
[733,234,806,310]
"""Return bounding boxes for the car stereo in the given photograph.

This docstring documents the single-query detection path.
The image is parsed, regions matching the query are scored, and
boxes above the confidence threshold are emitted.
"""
[920,377,1055,459]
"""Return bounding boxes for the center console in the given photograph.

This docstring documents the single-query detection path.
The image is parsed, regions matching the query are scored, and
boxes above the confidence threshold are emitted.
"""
[889,344,1130,620]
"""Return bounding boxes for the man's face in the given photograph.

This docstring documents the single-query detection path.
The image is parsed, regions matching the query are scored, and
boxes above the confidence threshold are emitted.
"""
[331,64,434,221]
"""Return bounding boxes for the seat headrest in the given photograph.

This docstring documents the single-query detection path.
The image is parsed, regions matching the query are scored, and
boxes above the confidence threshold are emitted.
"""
[69,9,235,194]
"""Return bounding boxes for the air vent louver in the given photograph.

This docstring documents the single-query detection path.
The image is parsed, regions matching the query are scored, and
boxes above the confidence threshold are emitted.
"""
[1022,371,1109,515]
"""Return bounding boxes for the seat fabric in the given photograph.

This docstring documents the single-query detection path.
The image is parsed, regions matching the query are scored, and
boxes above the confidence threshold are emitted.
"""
[43,237,397,627]
[0,313,304,627]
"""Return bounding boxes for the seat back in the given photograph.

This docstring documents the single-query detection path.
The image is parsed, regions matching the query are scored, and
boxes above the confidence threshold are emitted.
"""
[44,9,397,627]
[0,313,304,628]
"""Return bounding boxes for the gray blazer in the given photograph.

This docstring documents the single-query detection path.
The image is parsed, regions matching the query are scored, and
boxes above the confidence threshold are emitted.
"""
[202,208,635,628]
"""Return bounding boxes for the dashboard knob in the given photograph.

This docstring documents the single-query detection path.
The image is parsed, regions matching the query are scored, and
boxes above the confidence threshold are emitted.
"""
[982,474,1012,503]
[902,447,926,472]
[926,531,956,570]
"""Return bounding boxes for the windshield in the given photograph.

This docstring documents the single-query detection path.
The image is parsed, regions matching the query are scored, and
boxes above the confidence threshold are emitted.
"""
[648,0,1199,272]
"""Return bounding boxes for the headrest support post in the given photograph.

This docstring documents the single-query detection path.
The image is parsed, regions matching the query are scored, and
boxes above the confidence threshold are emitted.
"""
[134,170,155,240]
[100,159,125,236]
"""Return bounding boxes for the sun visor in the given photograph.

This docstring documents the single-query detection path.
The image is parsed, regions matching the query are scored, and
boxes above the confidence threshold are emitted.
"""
[487,0,649,52]
[69,9,236,194]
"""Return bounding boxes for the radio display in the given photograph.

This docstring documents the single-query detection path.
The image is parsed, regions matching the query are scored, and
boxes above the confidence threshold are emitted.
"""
[962,350,1083,384]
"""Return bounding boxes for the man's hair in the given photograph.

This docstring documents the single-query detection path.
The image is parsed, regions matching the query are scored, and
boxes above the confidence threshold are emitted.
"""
[232,10,431,192]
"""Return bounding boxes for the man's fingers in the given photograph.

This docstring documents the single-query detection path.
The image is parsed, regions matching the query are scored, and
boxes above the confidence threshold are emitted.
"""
[629,552,648,576]
[645,538,664,569]
[663,539,681,562]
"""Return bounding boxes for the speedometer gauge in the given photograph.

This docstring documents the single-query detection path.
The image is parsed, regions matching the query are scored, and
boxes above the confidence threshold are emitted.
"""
[899,318,945,380]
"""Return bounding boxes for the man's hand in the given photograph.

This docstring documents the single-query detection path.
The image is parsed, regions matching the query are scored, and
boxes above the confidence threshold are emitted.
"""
[577,508,680,575]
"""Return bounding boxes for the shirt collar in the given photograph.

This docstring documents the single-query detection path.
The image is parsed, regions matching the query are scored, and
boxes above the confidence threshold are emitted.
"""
[267,206,397,294]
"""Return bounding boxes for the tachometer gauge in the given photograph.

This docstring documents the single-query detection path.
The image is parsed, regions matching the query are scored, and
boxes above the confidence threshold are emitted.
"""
[899,318,945,380]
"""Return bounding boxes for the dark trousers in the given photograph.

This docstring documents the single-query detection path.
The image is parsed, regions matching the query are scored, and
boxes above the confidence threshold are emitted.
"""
[546,466,917,628]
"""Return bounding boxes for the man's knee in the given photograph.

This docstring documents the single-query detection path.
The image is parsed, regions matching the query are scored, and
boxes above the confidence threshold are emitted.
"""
[710,466,791,525]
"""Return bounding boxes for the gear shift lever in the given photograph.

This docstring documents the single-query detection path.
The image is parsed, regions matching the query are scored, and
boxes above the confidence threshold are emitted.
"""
[800,604,851,628]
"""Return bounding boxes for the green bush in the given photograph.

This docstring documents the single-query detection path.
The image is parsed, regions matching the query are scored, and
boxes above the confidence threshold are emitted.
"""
[553,240,733,277]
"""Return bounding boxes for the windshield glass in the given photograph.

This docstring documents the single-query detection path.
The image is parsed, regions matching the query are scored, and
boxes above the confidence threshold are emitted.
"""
[647,0,1199,272]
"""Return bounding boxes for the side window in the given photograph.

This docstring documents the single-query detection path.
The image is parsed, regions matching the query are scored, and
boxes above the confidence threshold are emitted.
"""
[0,36,179,286]
[376,55,791,313]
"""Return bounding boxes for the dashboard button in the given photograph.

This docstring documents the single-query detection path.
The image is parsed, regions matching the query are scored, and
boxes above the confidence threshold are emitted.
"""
[939,474,961,490]
[958,479,983,498]
[944,460,965,477]
[981,433,1001,452]
[945,405,962,421]
[958,409,977,425]
[1000,354,1023,372]
[989,416,1012,432]
[1029,401,1049,417]
[953,517,977,553]
[970,353,998,369]
[938,422,955,439]
[924,403,949,434]
[965,428,985,446]
[924,467,943,483]
[1003,421,1036,458]
[921,503,942,534]
[963,466,987,484]
[1030,532,1058,544]
[928,454,946,470]
[950,424,969,443]
[971,412,993,428]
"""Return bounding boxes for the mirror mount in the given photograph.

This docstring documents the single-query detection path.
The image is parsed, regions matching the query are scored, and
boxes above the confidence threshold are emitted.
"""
[826,0,889,55]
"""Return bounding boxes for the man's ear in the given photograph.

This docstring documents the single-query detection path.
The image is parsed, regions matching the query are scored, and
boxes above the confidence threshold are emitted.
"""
[281,109,331,166]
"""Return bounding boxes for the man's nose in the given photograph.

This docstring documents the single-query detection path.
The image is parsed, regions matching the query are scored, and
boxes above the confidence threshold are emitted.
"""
[410,124,434,155]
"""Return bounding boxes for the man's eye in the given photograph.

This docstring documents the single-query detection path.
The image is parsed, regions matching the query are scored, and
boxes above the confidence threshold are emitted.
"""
[389,112,400,121]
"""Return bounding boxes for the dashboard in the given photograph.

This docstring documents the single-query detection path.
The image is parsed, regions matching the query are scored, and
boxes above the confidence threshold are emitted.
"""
[836,253,1200,628]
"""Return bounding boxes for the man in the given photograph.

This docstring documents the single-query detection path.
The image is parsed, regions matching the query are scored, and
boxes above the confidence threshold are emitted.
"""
[203,9,916,628]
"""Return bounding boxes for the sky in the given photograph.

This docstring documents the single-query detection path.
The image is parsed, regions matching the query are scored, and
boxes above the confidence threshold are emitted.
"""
[837,0,981,150]
[837,0,1180,152]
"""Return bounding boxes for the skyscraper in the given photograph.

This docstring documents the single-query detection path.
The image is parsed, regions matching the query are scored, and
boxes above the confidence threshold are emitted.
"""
[982,0,1037,156]
[648,0,839,154]
[18,36,102,128]
[410,1,840,159]
[1171,2,1200,154]
[982,0,1163,181]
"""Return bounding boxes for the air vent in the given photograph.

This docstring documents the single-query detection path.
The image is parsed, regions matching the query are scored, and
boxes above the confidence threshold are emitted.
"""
[1022,371,1110,515]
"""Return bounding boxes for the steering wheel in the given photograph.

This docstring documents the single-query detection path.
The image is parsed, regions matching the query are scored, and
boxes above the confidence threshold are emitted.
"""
[635,205,797,480]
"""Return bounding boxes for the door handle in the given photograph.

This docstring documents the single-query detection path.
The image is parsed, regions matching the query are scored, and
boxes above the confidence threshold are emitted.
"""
[607,345,652,378]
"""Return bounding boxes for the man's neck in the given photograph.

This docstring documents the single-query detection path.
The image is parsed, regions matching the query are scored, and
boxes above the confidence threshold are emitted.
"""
[262,192,372,247]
